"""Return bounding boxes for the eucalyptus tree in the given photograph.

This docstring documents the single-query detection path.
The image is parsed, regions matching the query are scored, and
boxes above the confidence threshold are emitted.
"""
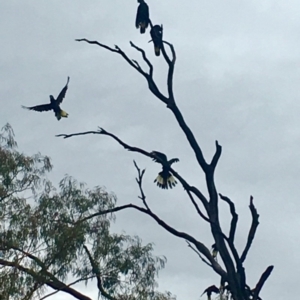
[0,124,175,300]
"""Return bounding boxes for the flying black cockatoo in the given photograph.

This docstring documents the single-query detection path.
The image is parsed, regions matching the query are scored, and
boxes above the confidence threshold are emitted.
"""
[150,25,163,56]
[22,77,70,121]
[151,151,179,189]
[200,285,220,300]
[135,0,149,34]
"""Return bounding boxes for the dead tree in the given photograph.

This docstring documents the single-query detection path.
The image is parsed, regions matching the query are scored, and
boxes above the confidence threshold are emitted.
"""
[57,2,273,299]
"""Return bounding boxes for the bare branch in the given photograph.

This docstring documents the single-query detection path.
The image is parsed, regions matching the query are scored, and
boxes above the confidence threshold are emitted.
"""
[210,141,222,170]
[132,59,142,71]
[71,203,226,278]
[75,38,118,52]
[218,194,248,296]
[76,38,148,77]
[76,38,169,104]
[219,193,238,243]
[252,266,274,300]
[56,131,100,139]
[169,105,209,172]
[163,41,176,63]
[186,240,212,268]
[160,41,172,66]
[130,41,154,77]
[133,160,150,210]
[159,42,174,101]
[240,196,259,263]
[160,41,176,101]
[186,189,210,223]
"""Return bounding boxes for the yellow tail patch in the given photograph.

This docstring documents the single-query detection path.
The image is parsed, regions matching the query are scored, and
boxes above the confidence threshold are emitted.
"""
[155,46,160,56]
[154,175,177,189]
[60,110,68,118]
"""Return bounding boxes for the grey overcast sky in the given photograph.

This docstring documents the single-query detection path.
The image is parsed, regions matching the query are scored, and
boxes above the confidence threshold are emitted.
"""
[1,0,299,299]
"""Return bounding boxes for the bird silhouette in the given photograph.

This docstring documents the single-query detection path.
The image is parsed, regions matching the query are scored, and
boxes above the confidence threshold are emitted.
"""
[200,285,220,300]
[135,0,149,34]
[150,25,163,56]
[22,76,70,121]
[151,151,179,189]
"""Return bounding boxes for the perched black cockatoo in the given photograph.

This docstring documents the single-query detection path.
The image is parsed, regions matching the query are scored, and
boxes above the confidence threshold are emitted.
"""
[150,25,163,56]
[151,151,179,189]
[135,0,149,34]
[200,285,220,300]
[22,77,70,121]
[211,243,218,261]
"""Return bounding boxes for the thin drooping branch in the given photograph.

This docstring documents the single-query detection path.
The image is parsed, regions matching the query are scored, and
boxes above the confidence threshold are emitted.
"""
[252,265,274,300]
[0,259,92,300]
[219,193,238,243]
[186,240,212,268]
[83,245,117,300]
[185,189,210,223]
[240,196,259,263]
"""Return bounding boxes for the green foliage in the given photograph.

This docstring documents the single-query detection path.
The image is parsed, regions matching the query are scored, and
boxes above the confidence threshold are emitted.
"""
[0,124,175,300]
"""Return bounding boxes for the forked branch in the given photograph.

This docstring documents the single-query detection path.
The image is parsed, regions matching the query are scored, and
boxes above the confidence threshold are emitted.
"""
[76,38,169,104]
[133,160,150,210]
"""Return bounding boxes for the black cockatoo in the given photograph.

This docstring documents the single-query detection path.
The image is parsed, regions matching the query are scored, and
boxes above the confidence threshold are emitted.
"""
[151,151,179,189]
[200,285,220,300]
[150,25,163,56]
[22,77,70,121]
[135,0,149,34]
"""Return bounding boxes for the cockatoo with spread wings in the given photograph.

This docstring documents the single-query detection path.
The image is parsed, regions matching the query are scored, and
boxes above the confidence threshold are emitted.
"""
[151,151,179,189]
[22,76,70,121]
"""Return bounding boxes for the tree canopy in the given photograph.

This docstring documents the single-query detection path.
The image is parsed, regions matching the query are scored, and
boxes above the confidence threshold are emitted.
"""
[0,124,175,300]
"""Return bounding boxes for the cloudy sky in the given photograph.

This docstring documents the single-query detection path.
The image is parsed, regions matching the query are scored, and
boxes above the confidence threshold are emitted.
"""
[1,0,300,299]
